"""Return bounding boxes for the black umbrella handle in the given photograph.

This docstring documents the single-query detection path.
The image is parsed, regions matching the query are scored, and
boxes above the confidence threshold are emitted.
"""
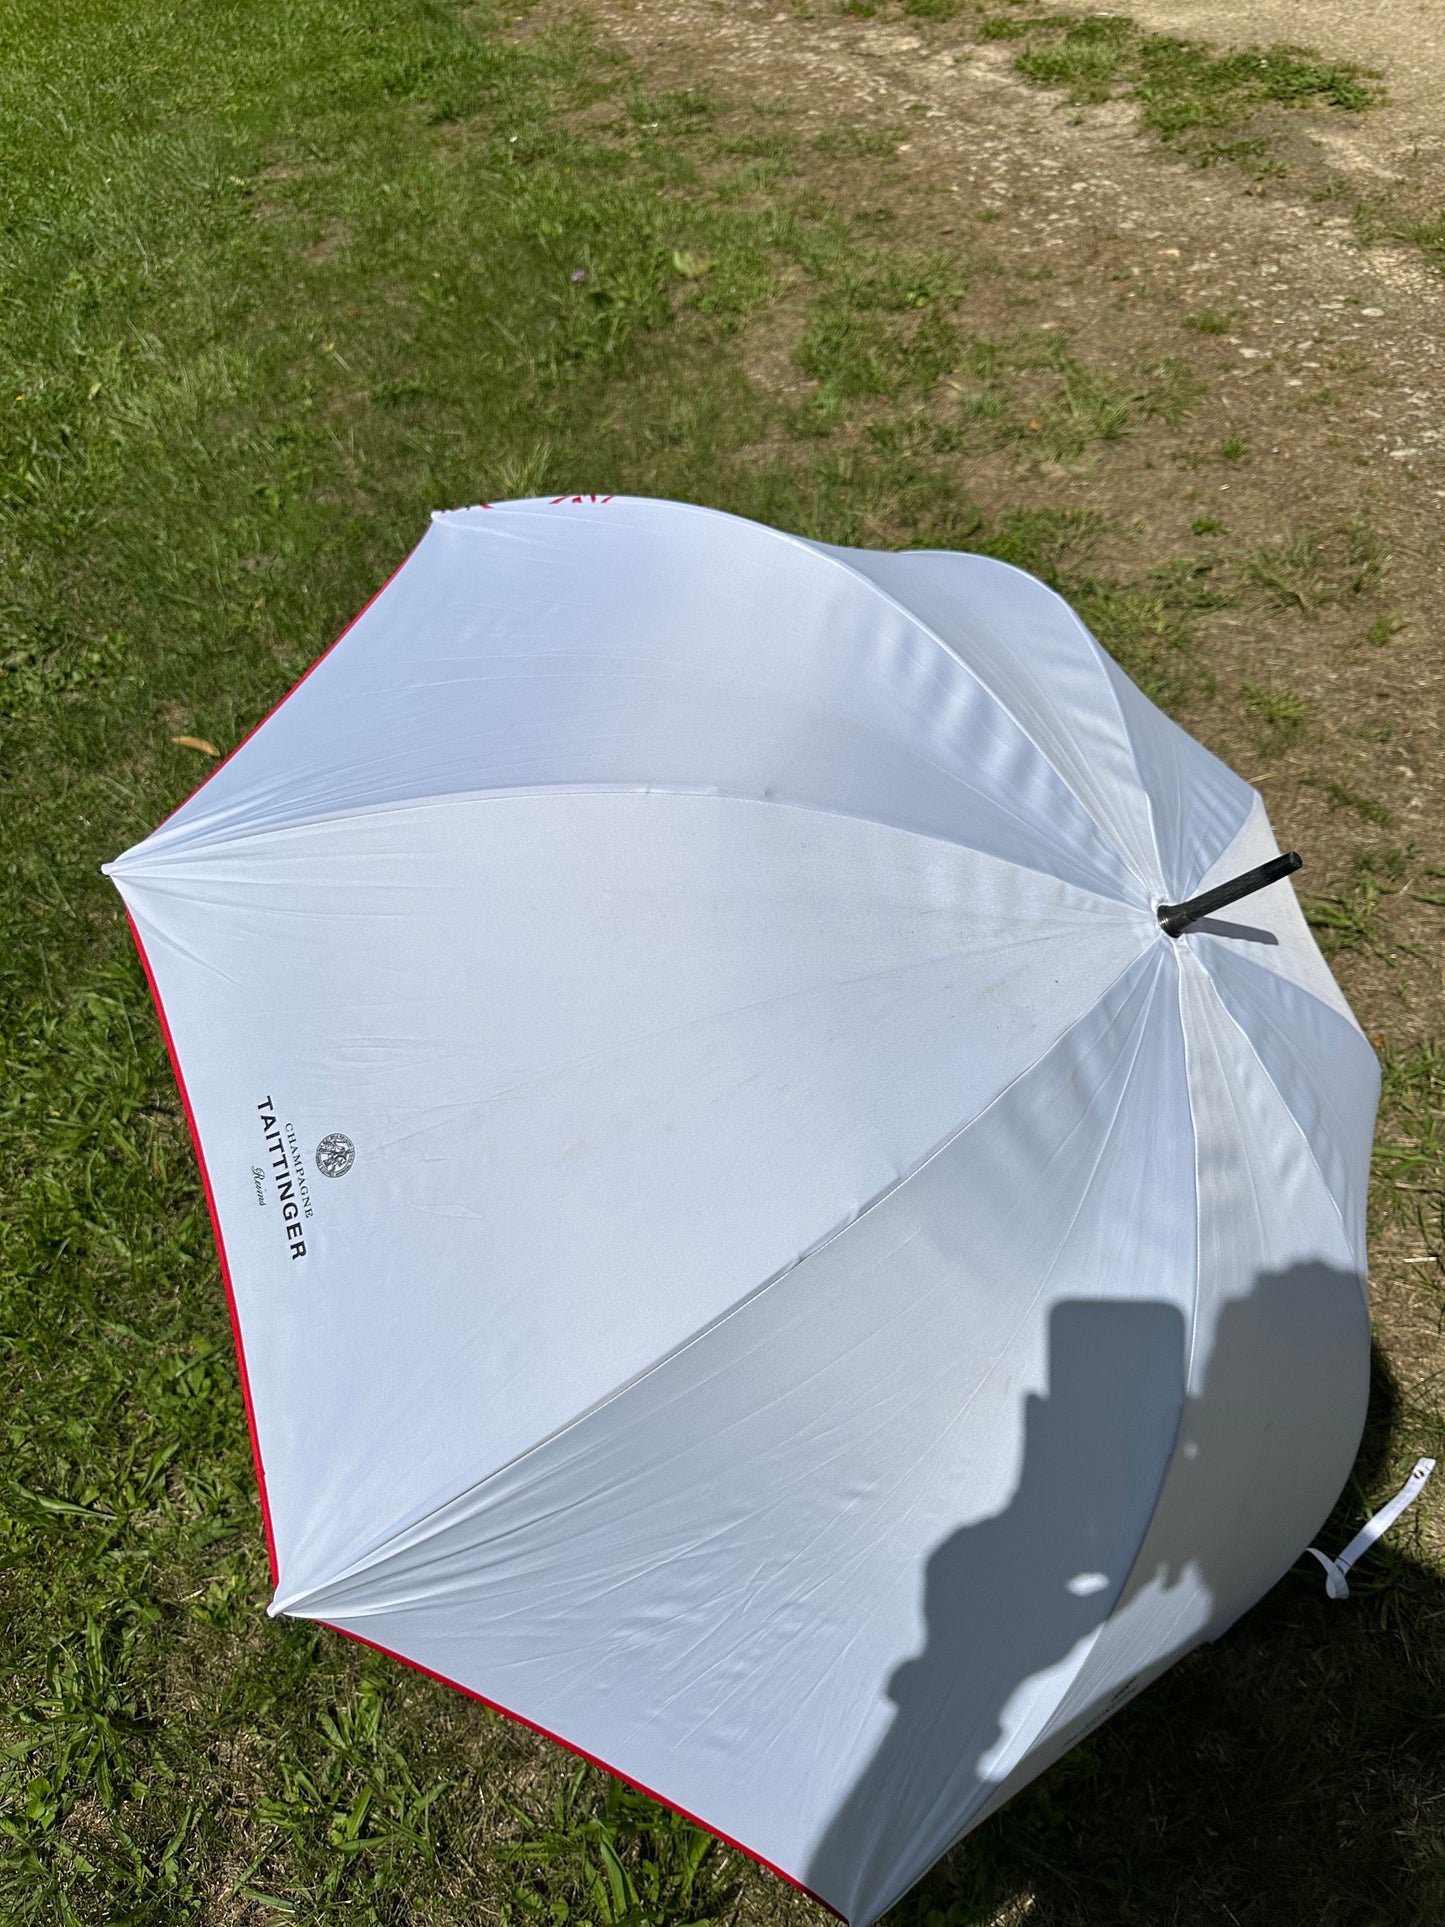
[1156,852,1302,938]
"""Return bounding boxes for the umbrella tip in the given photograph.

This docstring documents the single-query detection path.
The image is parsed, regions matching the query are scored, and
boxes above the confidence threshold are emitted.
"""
[1158,851,1302,939]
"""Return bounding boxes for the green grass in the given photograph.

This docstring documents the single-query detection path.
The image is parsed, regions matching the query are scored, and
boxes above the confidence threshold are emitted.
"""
[1240,518,1386,615]
[1376,1042,1445,1235]
[812,123,901,158]
[2,2,1441,1924]
[1320,780,1394,828]
[1241,681,1307,755]
[1369,207,1445,275]
[1366,611,1406,646]
[999,12,1379,170]
[1304,846,1415,960]
[1182,306,1233,334]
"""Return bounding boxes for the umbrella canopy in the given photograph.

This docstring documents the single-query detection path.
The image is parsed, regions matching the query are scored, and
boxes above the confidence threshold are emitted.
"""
[108,497,1377,1924]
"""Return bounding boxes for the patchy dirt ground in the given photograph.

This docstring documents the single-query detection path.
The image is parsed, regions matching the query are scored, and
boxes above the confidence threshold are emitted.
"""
[540,0,1445,1557]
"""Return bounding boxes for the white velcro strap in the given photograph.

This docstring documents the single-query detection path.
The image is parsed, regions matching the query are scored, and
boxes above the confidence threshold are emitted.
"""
[1306,1457,1435,1600]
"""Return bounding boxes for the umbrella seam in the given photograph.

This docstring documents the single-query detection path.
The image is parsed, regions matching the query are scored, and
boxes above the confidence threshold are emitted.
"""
[856,542,1172,891]
[1202,940,1378,1113]
[1183,951,1358,1262]
[108,783,1146,911]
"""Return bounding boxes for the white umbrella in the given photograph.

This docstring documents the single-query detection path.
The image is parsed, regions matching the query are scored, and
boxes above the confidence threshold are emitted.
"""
[107,497,1378,1924]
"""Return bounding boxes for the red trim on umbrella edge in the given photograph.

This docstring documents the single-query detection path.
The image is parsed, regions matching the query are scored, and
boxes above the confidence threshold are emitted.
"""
[122,905,280,1584]
[112,554,408,1564]
[153,550,413,832]
[320,1619,846,1921]
[120,557,416,1575]
[115,539,848,1916]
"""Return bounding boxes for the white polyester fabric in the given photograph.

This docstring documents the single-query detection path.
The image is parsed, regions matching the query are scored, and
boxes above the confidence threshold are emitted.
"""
[107,497,1376,1924]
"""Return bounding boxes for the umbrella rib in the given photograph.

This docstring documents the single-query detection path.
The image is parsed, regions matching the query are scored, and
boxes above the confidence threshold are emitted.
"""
[109,782,1146,914]
[1182,949,1361,1261]
[367,919,1119,1161]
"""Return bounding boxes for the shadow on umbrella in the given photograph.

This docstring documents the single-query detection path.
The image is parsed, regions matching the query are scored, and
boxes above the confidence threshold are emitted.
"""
[805,1263,1421,1924]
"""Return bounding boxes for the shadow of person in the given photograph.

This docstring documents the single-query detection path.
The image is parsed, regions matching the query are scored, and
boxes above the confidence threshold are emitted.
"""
[806,1296,1187,1921]
[815,1263,1445,1927]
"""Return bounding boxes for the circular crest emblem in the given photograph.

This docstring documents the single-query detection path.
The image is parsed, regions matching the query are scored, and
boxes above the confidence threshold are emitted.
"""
[315,1133,355,1179]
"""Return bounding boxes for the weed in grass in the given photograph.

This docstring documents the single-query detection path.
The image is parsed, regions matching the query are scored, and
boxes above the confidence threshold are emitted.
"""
[256,1675,456,1909]
[1306,876,1388,956]
[796,304,961,399]
[1373,208,1445,274]
[1304,847,1414,959]
[627,88,714,131]
[498,1767,738,1925]
[1071,577,1199,708]
[0,630,132,724]
[1345,516,1387,596]
[717,129,803,181]
[1245,520,1386,615]
[1147,552,1232,614]
[892,470,987,549]
[977,505,1105,580]
[1219,432,1250,461]
[1241,681,1307,754]
[1138,352,1204,423]
[671,248,714,279]
[1034,362,1135,455]
[793,250,970,398]
[837,249,964,311]
[1013,12,1136,96]
[1374,1042,1445,1277]
[812,123,899,158]
[1319,780,1394,828]
[945,333,1199,461]
[1191,515,1224,535]
[1182,307,1232,333]
[949,372,1013,435]
[1366,611,1405,646]
[1245,529,1321,610]
[1364,844,1413,889]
